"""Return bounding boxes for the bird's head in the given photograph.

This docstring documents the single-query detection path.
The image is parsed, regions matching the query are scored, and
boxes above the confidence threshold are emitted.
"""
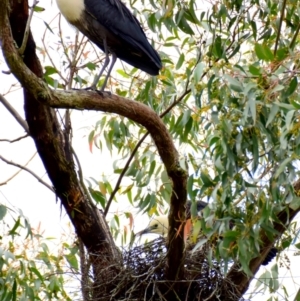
[136,216,169,237]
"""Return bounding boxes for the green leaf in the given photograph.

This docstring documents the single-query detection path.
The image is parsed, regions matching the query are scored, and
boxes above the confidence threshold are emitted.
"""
[274,158,292,179]
[266,104,279,127]
[194,62,205,83]
[89,188,106,209]
[43,21,54,34]
[174,109,191,129]
[200,172,214,187]
[44,66,58,76]
[175,10,194,35]
[176,53,185,70]
[248,90,256,123]
[192,237,208,252]
[138,193,151,211]
[187,175,194,198]
[184,116,194,140]
[252,133,259,172]
[0,205,7,220]
[256,270,271,289]
[276,47,288,60]
[65,253,79,270]
[192,220,201,242]
[291,100,300,109]
[224,75,243,92]
[188,0,200,25]
[288,197,300,210]
[223,230,239,239]
[285,77,298,97]
[124,162,138,177]
[29,267,44,281]
[86,62,96,71]
[270,264,279,291]
[248,65,261,76]
[250,20,257,40]
[116,69,130,78]
[9,218,21,236]
[88,130,95,153]
[285,110,295,130]
[114,214,120,227]
[254,43,274,61]
[12,280,17,301]
[33,6,45,12]
[148,160,156,178]
[147,13,157,31]
[213,36,223,58]
[228,44,240,59]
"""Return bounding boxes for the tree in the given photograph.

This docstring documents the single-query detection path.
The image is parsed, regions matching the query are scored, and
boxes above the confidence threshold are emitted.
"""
[1,0,300,300]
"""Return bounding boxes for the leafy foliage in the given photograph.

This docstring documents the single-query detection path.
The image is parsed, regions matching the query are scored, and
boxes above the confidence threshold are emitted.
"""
[0,206,77,301]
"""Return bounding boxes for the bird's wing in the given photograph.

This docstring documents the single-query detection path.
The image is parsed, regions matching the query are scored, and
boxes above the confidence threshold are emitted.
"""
[83,0,161,65]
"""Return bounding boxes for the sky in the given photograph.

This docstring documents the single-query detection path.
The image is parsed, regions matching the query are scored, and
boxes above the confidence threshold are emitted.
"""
[0,0,300,300]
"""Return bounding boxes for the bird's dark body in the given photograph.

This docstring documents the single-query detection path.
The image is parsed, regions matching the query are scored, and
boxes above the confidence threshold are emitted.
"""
[71,0,161,75]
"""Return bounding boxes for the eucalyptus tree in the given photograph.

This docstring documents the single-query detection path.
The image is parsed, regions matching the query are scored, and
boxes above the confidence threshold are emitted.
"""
[1,0,300,300]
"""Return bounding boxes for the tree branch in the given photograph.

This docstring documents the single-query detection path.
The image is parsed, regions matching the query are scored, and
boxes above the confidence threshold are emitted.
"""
[18,0,38,55]
[104,131,148,217]
[0,93,29,133]
[0,134,28,143]
[274,0,287,56]
[0,154,54,192]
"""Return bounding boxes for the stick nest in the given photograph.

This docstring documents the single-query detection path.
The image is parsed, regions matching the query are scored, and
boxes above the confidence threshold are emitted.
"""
[87,237,246,301]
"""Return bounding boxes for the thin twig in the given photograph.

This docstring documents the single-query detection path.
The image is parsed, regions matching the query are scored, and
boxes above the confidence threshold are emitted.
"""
[2,83,22,95]
[78,238,90,301]
[67,29,80,89]
[104,132,148,216]
[18,0,39,55]
[274,0,287,56]
[0,134,28,143]
[0,94,29,133]
[289,22,300,50]
[72,146,93,205]
[58,13,72,67]
[42,13,67,84]
[0,154,54,192]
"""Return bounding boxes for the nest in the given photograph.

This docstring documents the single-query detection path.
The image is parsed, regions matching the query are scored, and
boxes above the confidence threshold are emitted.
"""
[87,237,244,301]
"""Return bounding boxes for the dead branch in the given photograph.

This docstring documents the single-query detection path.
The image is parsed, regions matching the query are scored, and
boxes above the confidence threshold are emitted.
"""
[0,93,29,133]
[0,153,53,191]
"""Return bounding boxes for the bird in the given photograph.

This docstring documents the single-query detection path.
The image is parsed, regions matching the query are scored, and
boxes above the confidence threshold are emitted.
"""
[56,0,162,91]
[137,215,169,236]
[136,201,278,266]
[136,200,208,238]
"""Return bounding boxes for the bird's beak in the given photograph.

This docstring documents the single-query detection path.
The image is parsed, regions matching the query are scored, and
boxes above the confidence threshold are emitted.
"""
[135,226,154,237]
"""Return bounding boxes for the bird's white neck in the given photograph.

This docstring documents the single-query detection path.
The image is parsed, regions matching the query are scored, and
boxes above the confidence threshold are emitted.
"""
[56,0,85,22]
